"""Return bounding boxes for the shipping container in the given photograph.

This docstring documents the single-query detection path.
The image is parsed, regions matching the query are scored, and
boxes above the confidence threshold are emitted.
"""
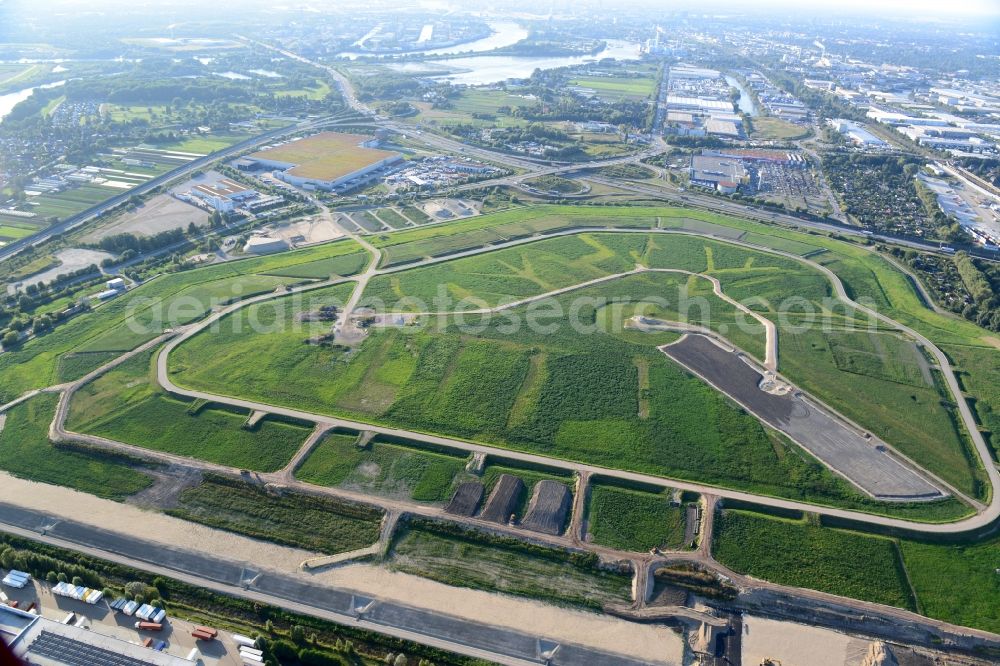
[232,633,256,648]
[135,621,163,631]
[62,613,75,625]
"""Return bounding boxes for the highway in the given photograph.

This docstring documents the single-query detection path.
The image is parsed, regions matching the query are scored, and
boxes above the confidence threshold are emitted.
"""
[0,113,367,264]
[30,325,1000,659]
[29,332,1000,660]
[0,505,647,666]
[4,37,1000,662]
[233,35,1000,266]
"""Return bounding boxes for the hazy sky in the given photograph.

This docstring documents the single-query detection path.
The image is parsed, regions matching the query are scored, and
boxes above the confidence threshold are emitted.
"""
[0,0,999,19]
[743,0,999,16]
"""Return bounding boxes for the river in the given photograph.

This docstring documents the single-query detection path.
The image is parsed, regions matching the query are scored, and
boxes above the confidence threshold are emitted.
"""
[0,80,66,124]
[390,40,641,86]
[725,75,758,116]
[338,21,529,59]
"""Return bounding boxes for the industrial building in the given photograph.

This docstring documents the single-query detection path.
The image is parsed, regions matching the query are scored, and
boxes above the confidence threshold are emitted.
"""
[705,118,741,138]
[0,604,194,666]
[241,132,403,192]
[827,119,888,147]
[189,178,258,213]
[689,155,748,194]
[243,234,288,254]
[899,125,994,154]
[665,95,733,114]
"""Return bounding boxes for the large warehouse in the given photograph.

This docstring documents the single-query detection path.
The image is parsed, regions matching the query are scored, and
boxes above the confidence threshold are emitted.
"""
[241,132,402,192]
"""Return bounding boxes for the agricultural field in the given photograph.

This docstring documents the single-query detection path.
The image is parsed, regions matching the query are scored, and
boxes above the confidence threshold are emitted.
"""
[375,207,412,230]
[715,506,1000,634]
[0,238,365,403]
[0,218,44,241]
[586,481,687,552]
[777,328,981,496]
[297,433,470,503]
[369,205,660,266]
[899,532,1000,634]
[164,205,997,517]
[750,116,811,141]
[66,350,311,472]
[713,509,915,609]
[409,89,534,128]
[27,183,119,220]
[169,270,886,508]
[388,520,632,609]
[154,132,261,155]
[0,394,152,499]
[0,63,53,93]
[567,75,657,101]
[366,204,835,268]
[56,351,123,382]
[167,474,383,555]
[942,343,1000,456]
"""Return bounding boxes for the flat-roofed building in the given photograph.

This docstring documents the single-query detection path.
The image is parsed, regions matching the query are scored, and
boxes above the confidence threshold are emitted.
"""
[245,132,403,192]
[190,178,257,212]
[827,118,887,147]
[2,605,194,666]
[690,154,748,194]
[669,66,720,79]
[666,95,733,113]
[705,118,740,137]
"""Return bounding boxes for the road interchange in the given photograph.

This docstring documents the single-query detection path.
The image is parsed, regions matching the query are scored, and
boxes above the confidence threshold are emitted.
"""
[3,36,1000,664]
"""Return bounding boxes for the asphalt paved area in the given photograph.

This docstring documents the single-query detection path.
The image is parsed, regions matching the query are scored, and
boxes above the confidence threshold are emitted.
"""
[0,503,660,666]
[662,334,944,500]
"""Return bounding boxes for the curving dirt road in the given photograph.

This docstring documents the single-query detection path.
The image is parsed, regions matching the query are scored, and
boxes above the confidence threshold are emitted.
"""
[147,225,998,534]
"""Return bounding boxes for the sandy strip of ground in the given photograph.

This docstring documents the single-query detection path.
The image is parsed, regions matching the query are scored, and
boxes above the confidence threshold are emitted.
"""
[742,615,871,666]
[0,473,683,664]
[311,564,682,663]
[0,473,313,572]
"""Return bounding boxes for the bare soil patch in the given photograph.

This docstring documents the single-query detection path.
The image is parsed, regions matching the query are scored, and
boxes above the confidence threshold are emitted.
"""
[82,194,208,241]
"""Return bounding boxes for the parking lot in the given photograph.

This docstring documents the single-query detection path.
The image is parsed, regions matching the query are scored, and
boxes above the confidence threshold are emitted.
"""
[0,574,242,665]
[661,334,946,501]
[749,161,826,213]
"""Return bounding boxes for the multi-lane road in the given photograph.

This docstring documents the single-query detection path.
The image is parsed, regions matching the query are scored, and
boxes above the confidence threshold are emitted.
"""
[4,38,1000,664]
[0,113,369,264]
